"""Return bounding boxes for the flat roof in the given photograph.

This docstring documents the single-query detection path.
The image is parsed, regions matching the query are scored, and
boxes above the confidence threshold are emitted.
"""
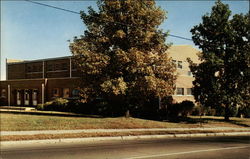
[7,56,72,65]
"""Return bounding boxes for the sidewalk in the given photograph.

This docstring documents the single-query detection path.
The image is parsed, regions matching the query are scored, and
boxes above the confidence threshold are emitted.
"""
[1,127,250,136]
[1,131,250,147]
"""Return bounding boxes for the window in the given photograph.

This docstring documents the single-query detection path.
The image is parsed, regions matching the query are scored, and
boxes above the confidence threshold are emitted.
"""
[188,71,193,76]
[63,88,69,98]
[38,65,43,72]
[27,66,32,72]
[72,62,77,70]
[47,64,53,71]
[24,91,29,100]
[32,65,37,72]
[33,90,38,100]
[1,89,6,98]
[17,91,21,100]
[172,60,176,65]
[55,64,60,70]
[62,63,68,70]
[177,61,182,69]
[72,89,80,97]
[52,88,60,97]
[176,88,184,95]
[187,88,193,95]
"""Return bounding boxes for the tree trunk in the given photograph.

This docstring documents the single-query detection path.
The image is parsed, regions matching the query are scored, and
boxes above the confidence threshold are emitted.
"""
[224,104,230,121]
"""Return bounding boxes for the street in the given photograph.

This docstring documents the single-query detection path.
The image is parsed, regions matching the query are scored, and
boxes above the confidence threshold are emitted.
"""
[1,136,249,159]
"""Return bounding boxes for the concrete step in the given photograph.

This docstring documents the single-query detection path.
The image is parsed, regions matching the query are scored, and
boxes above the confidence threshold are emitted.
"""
[0,106,36,111]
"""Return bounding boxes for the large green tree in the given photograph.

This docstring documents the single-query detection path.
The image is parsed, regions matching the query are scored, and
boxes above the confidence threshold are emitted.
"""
[188,1,250,120]
[70,0,176,115]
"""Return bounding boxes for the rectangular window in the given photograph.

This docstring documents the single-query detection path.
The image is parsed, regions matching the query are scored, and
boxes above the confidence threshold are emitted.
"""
[32,65,37,72]
[52,88,60,97]
[47,64,53,71]
[1,89,6,97]
[38,65,43,72]
[177,61,182,69]
[55,64,60,71]
[62,63,68,70]
[72,62,77,70]
[33,90,38,100]
[188,71,192,76]
[63,88,69,98]
[27,66,32,72]
[172,60,176,66]
[187,88,193,95]
[176,88,184,95]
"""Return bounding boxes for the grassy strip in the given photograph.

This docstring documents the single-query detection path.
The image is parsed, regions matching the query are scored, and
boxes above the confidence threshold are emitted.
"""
[1,113,249,131]
[1,130,249,141]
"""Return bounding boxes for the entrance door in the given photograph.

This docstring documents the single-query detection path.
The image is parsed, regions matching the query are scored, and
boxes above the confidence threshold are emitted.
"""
[17,91,21,106]
[24,90,30,106]
[32,90,38,106]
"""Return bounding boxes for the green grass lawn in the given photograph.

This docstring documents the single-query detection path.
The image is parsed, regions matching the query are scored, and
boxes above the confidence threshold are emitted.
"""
[0,113,249,131]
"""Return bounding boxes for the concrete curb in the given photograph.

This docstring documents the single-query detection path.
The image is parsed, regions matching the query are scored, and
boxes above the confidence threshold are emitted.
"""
[1,132,250,147]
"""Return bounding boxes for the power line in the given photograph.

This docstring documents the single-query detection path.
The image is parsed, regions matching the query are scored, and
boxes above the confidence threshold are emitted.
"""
[25,0,80,15]
[25,0,193,41]
[168,34,192,41]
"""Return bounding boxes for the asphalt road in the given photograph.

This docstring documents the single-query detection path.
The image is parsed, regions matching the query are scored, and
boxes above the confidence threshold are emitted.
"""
[1,136,250,159]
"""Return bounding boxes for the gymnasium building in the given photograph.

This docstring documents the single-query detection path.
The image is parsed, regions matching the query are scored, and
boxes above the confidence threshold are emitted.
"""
[0,45,200,106]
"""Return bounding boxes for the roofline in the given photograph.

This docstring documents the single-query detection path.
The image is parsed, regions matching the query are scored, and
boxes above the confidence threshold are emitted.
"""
[7,56,73,65]
[6,45,201,65]
[0,77,80,82]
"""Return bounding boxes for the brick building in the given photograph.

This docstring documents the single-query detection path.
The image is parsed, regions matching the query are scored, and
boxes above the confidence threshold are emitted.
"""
[167,45,200,103]
[0,45,200,106]
[0,56,81,106]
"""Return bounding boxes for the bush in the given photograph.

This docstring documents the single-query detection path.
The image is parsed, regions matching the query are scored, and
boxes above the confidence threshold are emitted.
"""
[36,104,44,110]
[238,106,250,118]
[191,106,202,116]
[179,100,195,117]
[41,98,69,112]
[168,100,195,119]
[0,97,7,106]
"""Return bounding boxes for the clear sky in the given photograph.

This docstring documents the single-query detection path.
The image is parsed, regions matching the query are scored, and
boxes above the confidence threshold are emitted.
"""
[1,0,249,80]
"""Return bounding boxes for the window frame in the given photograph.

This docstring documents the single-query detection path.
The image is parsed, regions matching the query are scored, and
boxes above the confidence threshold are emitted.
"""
[176,87,184,95]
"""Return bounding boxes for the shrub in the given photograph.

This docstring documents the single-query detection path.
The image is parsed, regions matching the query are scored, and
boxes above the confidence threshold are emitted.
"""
[36,104,44,110]
[0,97,7,106]
[179,100,195,117]
[42,98,69,112]
[238,107,250,118]
[192,106,202,116]
[168,100,195,119]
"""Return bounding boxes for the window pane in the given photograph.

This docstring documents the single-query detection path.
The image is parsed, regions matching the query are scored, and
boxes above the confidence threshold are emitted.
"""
[1,89,6,97]
[188,71,192,76]
[52,88,59,97]
[177,61,182,69]
[63,88,69,98]
[176,88,184,95]
[187,88,193,95]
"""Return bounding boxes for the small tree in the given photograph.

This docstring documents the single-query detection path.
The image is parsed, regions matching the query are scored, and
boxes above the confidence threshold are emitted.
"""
[70,0,176,116]
[189,0,250,121]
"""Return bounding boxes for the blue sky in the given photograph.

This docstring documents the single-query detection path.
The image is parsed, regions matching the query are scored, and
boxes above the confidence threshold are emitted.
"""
[1,0,249,80]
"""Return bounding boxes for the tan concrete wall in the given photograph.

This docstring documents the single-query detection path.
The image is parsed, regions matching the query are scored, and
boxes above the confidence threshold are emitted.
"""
[167,45,201,103]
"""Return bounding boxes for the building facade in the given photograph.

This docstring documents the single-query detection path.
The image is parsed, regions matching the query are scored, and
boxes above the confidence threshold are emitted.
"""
[0,45,200,106]
[167,45,200,103]
[0,56,80,106]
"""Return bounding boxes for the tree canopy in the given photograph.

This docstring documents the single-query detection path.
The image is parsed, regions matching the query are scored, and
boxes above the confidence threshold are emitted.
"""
[188,0,250,120]
[70,0,176,115]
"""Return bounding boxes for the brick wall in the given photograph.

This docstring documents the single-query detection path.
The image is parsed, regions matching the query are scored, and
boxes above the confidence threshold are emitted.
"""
[7,57,77,80]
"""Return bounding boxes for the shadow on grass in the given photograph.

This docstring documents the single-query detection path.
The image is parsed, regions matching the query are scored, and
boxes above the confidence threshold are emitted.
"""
[164,116,250,128]
[0,110,102,118]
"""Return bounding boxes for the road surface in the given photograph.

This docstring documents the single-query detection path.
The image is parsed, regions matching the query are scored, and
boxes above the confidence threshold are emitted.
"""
[1,136,250,159]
